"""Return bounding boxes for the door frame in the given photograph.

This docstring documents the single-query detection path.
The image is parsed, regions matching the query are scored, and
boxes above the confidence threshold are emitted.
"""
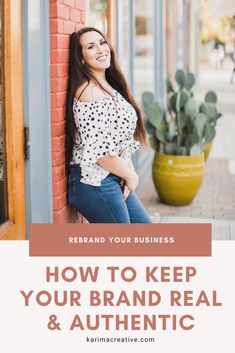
[0,0,26,240]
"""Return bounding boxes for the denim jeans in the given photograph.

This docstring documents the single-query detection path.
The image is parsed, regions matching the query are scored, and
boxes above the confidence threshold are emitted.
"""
[68,164,152,223]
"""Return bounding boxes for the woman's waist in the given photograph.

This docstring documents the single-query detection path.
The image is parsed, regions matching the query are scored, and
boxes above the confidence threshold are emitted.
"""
[68,163,122,184]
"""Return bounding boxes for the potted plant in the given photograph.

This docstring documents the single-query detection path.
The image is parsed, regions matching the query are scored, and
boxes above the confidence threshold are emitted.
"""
[142,69,222,206]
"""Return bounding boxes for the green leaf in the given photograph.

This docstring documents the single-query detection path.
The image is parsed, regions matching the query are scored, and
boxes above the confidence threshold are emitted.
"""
[176,91,181,112]
[205,91,217,104]
[144,119,154,134]
[163,112,169,124]
[177,112,188,129]
[179,88,190,108]
[199,103,206,114]
[169,93,177,113]
[156,125,167,142]
[142,91,154,107]
[185,97,198,117]
[175,69,186,88]
[164,142,178,155]
[185,72,196,91]
[203,123,216,143]
[194,112,207,136]
[146,103,164,128]
[166,77,175,93]
[175,146,187,155]
[189,129,200,145]
[200,102,217,122]
[167,119,177,140]
[186,115,195,134]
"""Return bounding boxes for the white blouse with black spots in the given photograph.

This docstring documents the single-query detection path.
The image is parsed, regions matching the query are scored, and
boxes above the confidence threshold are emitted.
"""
[70,90,140,186]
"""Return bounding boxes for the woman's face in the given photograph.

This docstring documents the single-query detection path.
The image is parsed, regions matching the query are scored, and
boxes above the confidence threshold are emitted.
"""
[80,31,111,71]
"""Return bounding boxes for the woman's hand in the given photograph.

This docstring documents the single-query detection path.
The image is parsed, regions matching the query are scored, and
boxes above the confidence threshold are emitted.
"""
[120,160,137,199]
[120,180,131,200]
[123,184,130,200]
[125,171,139,192]
[97,155,138,193]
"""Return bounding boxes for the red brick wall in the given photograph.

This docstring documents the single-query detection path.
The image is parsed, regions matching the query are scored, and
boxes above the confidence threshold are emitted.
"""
[50,0,86,223]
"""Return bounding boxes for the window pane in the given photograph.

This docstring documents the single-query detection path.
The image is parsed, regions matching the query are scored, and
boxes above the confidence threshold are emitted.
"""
[116,0,130,81]
[0,1,8,224]
[89,0,108,32]
[176,0,184,69]
[134,0,154,102]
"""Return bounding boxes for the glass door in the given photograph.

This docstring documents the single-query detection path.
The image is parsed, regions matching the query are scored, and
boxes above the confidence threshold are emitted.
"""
[0,0,26,240]
[0,1,7,225]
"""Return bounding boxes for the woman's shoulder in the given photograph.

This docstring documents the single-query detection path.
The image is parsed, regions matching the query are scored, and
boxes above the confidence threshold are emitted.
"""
[75,82,112,103]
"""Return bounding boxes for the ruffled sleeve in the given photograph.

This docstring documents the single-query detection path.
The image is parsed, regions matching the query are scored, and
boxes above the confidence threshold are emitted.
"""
[73,99,118,166]
[129,138,140,154]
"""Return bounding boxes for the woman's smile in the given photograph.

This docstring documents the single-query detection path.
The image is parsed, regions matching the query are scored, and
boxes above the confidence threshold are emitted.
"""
[96,54,108,61]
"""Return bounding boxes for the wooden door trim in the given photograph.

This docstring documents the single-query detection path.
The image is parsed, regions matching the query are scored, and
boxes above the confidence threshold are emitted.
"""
[107,0,115,45]
[0,0,26,240]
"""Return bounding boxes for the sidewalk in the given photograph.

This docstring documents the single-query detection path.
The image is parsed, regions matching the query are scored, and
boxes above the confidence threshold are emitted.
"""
[138,65,235,239]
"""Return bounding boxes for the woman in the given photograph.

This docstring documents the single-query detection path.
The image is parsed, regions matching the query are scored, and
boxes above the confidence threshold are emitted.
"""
[66,27,151,223]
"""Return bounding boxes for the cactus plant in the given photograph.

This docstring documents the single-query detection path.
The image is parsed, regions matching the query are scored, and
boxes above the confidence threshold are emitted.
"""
[142,69,222,156]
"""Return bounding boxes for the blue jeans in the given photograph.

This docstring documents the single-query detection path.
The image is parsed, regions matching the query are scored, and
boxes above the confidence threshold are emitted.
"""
[68,165,152,223]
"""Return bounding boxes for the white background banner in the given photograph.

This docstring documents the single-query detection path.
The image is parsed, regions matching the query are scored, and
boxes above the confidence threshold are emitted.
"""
[0,241,234,353]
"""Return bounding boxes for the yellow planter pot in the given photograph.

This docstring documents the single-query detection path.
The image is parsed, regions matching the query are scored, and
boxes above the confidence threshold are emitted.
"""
[152,153,205,206]
[204,141,213,161]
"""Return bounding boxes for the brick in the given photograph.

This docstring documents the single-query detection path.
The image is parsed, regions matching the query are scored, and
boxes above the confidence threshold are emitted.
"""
[53,178,67,196]
[52,135,66,152]
[50,64,58,78]
[52,164,66,182]
[75,23,83,31]
[70,8,81,23]
[50,3,70,20]
[64,0,75,6]
[50,36,57,49]
[51,78,58,92]
[50,63,68,78]
[50,0,87,225]
[51,77,68,92]
[75,0,86,11]
[53,192,67,211]
[50,3,57,17]
[50,49,69,64]
[51,121,66,137]
[52,150,66,167]
[51,34,70,49]
[54,205,77,223]
[53,209,65,223]
[53,211,61,223]
[81,11,86,25]
[51,92,67,108]
[50,19,64,34]
[63,20,76,34]
[51,107,66,123]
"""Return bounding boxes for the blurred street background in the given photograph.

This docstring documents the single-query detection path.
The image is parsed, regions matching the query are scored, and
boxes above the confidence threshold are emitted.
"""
[138,0,235,238]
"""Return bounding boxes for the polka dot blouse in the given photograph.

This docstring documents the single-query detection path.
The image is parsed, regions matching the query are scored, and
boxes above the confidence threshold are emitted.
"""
[70,90,140,186]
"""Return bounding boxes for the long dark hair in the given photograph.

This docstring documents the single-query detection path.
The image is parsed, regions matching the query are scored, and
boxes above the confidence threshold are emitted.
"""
[66,27,147,163]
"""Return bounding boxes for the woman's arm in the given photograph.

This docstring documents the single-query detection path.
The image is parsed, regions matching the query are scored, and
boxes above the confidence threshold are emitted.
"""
[97,155,138,191]
[128,158,135,171]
